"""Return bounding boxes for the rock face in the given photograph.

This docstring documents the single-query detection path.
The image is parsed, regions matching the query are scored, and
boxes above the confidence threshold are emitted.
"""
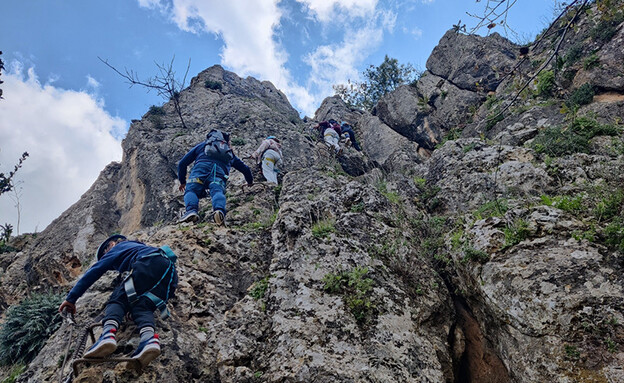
[2,2,624,383]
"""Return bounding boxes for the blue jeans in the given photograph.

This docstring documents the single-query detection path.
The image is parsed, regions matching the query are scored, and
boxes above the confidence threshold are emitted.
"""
[341,126,361,151]
[184,161,228,215]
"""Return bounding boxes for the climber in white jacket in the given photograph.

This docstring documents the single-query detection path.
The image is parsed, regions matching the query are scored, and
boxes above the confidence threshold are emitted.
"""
[251,136,283,184]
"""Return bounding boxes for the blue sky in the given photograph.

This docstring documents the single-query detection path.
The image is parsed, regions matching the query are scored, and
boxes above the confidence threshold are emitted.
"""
[0,0,557,234]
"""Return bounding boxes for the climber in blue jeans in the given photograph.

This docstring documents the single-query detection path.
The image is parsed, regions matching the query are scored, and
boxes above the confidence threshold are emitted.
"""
[58,235,178,367]
[177,129,253,225]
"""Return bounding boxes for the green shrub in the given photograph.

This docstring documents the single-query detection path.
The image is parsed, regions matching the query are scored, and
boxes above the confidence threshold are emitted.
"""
[474,199,509,220]
[312,219,335,238]
[323,266,375,323]
[230,137,246,146]
[249,275,271,300]
[485,112,505,131]
[590,18,620,43]
[532,117,619,157]
[503,219,530,248]
[461,247,490,264]
[564,44,583,66]
[566,84,594,108]
[583,53,599,70]
[1,364,26,383]
[536,70,556,98]
[148,105,166,115]
[204,80,223,90]
[0,293,64,365]
[594,190,624,221]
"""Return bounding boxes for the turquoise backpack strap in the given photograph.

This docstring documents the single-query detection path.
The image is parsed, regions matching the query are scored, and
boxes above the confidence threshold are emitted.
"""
[123,246,177,320]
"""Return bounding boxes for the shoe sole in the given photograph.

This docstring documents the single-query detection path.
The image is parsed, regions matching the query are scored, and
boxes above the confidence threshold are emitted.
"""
[177,213,199,224]
[84,341,117,359]
[213,211,225,225]
[134,346,161,367]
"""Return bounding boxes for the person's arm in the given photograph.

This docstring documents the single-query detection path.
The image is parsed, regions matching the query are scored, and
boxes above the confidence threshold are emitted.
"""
[253,140,269,160]
[177,144,202,185]
[64,253,118,305]
[232,156,253,185]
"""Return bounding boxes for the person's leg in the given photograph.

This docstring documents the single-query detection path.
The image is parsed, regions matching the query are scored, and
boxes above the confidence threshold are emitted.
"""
[262,150,279,184]
[84,286,128,358]
[129,298,161,366]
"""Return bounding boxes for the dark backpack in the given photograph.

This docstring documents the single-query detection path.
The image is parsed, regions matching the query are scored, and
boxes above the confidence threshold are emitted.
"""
[204,129,234,163]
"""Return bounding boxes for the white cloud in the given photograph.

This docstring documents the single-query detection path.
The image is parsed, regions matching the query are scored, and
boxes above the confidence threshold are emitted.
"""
[136,0,392,116]
[86,75,100,90]
[403,25,423,39]
[304,11,395,99]
[0,64,125,234]
[298,0,379,22]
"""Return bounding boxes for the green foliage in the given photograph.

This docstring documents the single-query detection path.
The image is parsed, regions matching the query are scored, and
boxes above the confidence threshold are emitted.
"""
[0,223,16,254]
[566,84,594,108]
[541,194,584,214]
[473,199,508,220]
[333,55,419,110]
[590,16,621,43]
[377,181,400,204]
[414,179,441,212]
[323,266,375,323]
[461,247,490,264]
[564,345,581,360]
[1,364,26,383]
[249,275,271,300]
[532,116,620,157]
[503,219,530,248]
[148,105,166,115]
[485,112,505,131]
[536,70,556,98]
[603,219,624,253]
[350,202,365,213]
[564,44,583,66]
[0,293,64,365]
[204,80,222,90]
[312,218,336,238]
[593,190,624,222]
[0,152,29,195]
[230,137,246,146]
[583,53,599,70]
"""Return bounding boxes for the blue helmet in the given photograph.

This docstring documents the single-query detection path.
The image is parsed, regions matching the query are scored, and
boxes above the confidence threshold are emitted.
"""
[96,234,127,260]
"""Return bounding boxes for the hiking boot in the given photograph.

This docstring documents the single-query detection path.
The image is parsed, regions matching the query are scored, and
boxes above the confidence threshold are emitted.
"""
[177,210,199,224]
[84,329,117,359]
[337,147,343,156]
[345,138,352,147]
[131,334,161,367]
[213,210,225,225]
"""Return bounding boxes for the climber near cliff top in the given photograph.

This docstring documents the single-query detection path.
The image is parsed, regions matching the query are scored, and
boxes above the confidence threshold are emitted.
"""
[251,135,283,185]
[315,119,343,155]
[177,129,253,225]
[58,235,178,367]
[340,122,362,151]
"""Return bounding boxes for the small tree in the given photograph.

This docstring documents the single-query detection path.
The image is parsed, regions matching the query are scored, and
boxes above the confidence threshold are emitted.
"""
[333,55,419,111]
[99,56,191,129]
[0,152,29,195]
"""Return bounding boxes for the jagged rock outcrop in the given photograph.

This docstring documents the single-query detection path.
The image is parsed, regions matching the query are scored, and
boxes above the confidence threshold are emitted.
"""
[2,2,624,383]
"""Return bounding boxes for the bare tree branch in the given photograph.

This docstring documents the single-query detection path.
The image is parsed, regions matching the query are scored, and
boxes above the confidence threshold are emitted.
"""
[98,56,192,129]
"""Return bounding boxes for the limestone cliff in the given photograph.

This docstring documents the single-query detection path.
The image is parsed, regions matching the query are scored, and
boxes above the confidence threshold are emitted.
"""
[1,2,623,382]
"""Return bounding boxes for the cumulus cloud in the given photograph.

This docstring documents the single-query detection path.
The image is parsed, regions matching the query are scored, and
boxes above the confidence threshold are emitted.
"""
[0,64,125,234]
[304,11,396,95]
[298,0,379,22]
[136,0,393,116]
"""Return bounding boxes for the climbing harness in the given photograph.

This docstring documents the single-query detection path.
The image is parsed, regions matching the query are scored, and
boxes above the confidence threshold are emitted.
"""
[124,246,177,320]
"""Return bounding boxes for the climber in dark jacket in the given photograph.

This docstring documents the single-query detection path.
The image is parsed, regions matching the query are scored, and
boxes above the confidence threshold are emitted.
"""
[177,130,253,225]
[59,235,178,367]
[340,122,362,151]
